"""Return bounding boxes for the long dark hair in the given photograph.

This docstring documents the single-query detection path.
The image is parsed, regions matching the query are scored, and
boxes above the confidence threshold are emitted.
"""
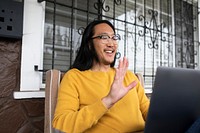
[71,20,117,71]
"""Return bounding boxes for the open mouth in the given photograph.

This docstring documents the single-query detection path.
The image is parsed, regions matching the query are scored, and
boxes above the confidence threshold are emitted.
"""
[104,50,114,54]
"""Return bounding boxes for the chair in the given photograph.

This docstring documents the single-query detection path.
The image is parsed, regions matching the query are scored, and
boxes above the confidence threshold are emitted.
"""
[44,69,63,133]
[44,69,145,133]
[135,73,144,88]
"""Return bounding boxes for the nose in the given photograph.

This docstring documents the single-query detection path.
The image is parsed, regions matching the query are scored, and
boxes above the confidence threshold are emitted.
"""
[106,39,115,47]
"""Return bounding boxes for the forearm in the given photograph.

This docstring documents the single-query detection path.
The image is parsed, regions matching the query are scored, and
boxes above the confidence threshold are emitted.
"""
[53,99,108,133]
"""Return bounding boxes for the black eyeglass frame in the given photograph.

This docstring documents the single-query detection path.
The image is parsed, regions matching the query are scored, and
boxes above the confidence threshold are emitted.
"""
[91,34,121,41]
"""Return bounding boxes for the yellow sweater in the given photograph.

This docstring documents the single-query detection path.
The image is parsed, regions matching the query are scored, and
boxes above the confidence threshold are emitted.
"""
[53,68,149,133]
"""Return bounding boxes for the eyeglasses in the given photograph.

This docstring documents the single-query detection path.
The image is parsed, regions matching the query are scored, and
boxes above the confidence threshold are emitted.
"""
[91,34,121,44]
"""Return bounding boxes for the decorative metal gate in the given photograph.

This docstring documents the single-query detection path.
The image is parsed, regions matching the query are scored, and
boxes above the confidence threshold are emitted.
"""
[40,0,199,90]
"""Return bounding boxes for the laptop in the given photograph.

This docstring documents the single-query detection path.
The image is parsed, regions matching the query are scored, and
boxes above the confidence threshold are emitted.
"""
[144,67,200,133]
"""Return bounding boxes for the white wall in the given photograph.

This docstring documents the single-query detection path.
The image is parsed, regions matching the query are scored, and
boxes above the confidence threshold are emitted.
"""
[14,0,46,99]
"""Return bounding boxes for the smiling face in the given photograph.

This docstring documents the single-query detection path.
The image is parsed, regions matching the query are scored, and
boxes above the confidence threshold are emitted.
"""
[91,23,118,69]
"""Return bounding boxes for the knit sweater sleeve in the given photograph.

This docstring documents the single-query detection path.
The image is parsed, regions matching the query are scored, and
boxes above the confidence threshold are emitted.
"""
[126,70,150,121]
[52,70,108,133]
[137,81,150,121]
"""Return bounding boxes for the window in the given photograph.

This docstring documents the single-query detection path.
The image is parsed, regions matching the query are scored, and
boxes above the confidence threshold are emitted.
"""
[14,0,200,99]
[43,0,99,73]
[42,0,199,91]
[103,0,175,89]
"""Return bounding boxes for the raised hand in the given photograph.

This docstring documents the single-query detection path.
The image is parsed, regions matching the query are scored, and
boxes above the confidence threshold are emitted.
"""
[102,57,137,108]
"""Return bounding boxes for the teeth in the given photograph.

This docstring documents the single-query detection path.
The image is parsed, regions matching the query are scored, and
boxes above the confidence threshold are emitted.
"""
[105,50,113,53]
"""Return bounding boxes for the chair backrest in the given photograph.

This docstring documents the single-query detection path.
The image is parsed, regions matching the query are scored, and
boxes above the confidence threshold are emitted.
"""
[44,70,144,133]
[135,73,144,88]
[45,69,63,133]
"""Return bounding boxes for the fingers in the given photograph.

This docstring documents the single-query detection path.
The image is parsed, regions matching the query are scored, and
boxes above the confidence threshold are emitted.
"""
[115,57,129,81]
[123,57,128,68]
[124,57,129,68]
[118,58,123,69]
[114,68,120,80]
[126,80,138,91]
[118,57,128,69]
[120,57,129,77]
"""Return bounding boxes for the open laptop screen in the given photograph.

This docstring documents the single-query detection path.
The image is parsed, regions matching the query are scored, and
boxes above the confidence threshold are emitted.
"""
[144,67,200,133]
